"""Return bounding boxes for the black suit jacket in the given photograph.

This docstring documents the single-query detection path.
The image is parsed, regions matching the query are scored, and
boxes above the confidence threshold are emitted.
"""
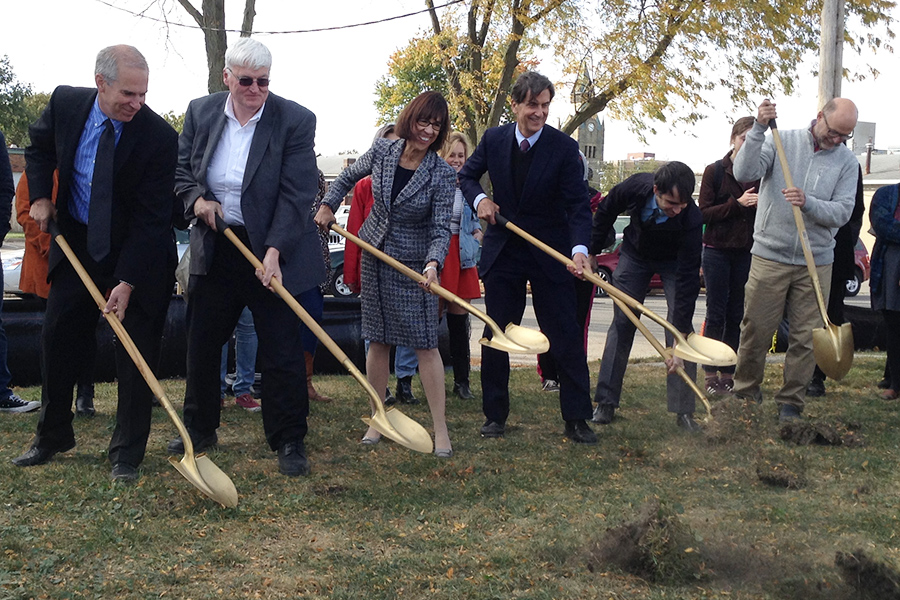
[458,123,591,282]
[175,91,325,295]
[25,86,178,309]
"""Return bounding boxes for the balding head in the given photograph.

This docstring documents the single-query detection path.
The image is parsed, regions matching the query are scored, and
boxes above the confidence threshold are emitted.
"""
[814,97,858,150]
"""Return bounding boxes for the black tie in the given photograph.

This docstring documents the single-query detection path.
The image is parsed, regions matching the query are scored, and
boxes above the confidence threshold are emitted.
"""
[519,138,530,153]
[88,119,114,262]
[645,207,660,224]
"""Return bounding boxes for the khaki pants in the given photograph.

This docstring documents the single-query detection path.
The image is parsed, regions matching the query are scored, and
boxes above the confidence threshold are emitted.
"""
[733,255,832,409]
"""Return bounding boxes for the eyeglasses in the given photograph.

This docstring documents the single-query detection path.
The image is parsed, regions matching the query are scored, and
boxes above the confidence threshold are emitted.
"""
[227,69,270,88]
[822,113,853,141]
[416,119,442,132]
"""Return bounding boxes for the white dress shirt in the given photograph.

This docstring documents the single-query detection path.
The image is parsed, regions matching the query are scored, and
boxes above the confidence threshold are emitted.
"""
[206,95,266,226]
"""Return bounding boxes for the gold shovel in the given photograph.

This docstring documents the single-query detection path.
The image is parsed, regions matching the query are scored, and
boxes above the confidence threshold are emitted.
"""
[215,216,433,453]
[494,214,737,368]
[48,222,238,508]
[769,120,854,380]
[329,223,550,355]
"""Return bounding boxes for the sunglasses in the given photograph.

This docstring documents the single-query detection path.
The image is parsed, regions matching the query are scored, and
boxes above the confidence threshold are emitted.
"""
[228,69,269,88]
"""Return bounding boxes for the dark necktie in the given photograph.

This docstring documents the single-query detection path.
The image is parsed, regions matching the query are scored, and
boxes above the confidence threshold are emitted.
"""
[88,119,114,262]
[519,138,530,153]
[645,207,661,224]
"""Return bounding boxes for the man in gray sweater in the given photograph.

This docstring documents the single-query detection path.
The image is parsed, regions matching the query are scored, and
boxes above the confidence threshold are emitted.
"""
[731,98,858,421]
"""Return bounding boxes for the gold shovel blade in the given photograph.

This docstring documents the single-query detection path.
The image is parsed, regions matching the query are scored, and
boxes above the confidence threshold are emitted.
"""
[812,323,854,381]
[168,454,239,508]
[673,333,738,367]
[363,407,434,453]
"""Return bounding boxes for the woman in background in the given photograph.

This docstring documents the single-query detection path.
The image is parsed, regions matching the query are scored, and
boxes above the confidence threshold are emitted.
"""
[438,131,482,400]
[869,172,900,399]
[697,117,758,396]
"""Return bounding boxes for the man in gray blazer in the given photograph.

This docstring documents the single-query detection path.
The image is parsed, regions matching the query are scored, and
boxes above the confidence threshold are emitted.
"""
[173,38,325,476]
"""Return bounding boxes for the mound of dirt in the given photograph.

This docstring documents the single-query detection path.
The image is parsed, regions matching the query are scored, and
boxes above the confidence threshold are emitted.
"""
[703,396,764,444]
[586,499,703,583]
[755,451,807,489]
[835,549,900,599]
[780,421,865,447]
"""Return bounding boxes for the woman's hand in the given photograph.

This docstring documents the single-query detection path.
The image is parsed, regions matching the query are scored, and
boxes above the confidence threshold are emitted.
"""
[420,261,439,293]
[737,187,758,207]
[314,204,335,231]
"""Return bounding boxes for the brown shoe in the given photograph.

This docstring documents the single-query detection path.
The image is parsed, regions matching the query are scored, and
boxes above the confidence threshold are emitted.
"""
[881,389,898,400]
[305,351,333,403]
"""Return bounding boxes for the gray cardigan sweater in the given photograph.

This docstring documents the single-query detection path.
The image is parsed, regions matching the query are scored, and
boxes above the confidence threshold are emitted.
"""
[733,120,857,266]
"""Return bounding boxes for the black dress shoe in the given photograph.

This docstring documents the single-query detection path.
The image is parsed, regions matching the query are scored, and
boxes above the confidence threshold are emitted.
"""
[167,431,218,455]
[396,376,420,404]
[778,403,803,422]
[480,419,505,438]
[75,394,96,418]
[806,377,826,397]
[12,440,76,467]
[278,440,310,477]
[111,463,139,482]
[676,413,702,433]
[384,387,397,407]
[592,403,616,424]
[565,419,598,445]
[453,381,474,400]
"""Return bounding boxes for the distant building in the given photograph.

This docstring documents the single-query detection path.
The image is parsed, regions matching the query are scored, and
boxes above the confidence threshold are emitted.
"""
[571,116,604,184]
[852,121,876,154]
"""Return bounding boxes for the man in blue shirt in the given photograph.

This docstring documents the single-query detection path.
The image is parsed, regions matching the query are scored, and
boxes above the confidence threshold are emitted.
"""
[591,162,704,432]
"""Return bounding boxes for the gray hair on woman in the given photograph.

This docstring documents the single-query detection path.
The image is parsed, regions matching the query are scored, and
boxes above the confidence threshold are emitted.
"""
[225,37,272,71]
[95,45,148,82]
[373,123,396,144]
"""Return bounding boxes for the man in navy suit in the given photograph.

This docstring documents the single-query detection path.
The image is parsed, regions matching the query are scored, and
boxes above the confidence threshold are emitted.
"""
[14,45,178,480]
[458,71,597,444]
[173,37,325,476]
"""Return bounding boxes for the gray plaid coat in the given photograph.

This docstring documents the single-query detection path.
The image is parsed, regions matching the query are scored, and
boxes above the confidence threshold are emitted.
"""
[322,138,456,347]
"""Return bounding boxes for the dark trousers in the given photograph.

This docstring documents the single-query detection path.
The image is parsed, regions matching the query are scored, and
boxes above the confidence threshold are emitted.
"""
[35,230,166,468]
[594,252,697,414]
[480,239,592,423]
[184,230,309,451]
[882,310,900,393]
[701,247,751,374]
[537,277,594,381]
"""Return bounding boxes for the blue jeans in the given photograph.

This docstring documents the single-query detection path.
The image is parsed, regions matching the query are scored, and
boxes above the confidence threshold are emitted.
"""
[363,340,418,378]
[595,252,697,414]
[701,247,751,374]
[298,287,324,354]
[220,307,258,397]
[0,291,11,399]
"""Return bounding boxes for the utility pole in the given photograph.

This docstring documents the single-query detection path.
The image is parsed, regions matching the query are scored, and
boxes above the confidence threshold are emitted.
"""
[818,0,845,109]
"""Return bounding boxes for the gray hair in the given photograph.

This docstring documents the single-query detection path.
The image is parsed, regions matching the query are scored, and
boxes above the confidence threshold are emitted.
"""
[225,38,272,71]
[373,123,396,144]
[510,71,555,104]
[95,45,148,82]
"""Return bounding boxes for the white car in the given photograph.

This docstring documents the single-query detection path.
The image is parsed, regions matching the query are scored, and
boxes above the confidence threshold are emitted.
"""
[1,248,25,294]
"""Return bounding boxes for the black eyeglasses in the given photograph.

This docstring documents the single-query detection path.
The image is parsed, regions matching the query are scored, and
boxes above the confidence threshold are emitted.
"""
[416,119,442,132]
[228,69,270,88]
[822,113,853,141]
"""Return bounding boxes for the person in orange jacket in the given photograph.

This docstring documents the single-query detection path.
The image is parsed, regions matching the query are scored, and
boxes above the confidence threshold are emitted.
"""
[15,171,97,416]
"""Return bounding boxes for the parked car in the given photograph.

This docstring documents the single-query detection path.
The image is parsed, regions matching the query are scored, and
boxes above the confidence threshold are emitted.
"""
[593,216,663,297]
[845,239,871,297]
[326,204,356,297]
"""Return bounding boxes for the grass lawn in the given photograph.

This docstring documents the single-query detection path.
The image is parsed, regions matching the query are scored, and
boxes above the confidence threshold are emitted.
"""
[1,354,898,599]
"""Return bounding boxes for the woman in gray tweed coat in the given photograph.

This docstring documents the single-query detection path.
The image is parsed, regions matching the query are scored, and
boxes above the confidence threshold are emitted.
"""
[315,92,457,456]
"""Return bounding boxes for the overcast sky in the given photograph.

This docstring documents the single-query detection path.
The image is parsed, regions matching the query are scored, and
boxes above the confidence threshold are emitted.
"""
[4,0,898,174]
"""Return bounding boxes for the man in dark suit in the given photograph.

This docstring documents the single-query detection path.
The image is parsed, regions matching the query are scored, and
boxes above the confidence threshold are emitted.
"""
[590,163,703,432]
[458,71,597,444]
[13,46,178,481]
[173,37,325,476]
